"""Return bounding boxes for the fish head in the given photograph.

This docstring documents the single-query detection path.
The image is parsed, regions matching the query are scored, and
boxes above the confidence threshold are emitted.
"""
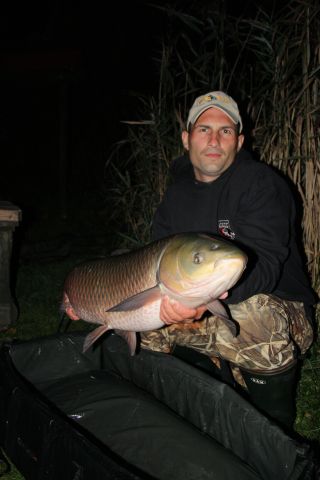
[158,233,247,300]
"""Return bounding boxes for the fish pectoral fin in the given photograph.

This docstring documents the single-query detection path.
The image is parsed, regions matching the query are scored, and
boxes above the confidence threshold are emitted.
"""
[206,299,238,336]
[106,285,161,312]
[114,329,137,356]
[206,299,229,318]
[83,325,111,352]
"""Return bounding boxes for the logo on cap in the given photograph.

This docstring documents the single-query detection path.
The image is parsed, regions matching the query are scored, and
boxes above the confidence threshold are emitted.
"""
[197,93,233,106]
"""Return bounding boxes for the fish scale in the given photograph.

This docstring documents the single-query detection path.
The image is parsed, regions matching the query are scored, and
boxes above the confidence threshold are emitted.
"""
[64,238,169,323]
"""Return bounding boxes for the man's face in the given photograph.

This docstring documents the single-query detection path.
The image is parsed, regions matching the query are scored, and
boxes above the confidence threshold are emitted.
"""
[181,107,244,182]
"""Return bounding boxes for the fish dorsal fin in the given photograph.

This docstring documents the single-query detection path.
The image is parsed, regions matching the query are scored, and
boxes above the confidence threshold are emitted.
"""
[206,299,238,336]
[106,285,162,312]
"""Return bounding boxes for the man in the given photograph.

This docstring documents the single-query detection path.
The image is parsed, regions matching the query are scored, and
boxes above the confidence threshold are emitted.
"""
[140,91,316,429]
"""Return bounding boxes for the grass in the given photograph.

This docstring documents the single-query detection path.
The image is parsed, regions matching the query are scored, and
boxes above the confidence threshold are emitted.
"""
[295,340,320,443]
[0,453,23,480]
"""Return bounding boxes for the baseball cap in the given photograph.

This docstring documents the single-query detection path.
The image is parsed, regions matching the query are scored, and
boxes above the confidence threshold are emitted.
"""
[186,91,243,132]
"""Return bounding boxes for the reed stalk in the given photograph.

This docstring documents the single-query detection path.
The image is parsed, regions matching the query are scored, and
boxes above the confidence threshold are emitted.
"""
[244,1,320,292]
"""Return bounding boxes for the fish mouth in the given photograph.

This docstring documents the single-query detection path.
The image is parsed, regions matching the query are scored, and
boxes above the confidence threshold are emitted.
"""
[209,256,246,294]
[214,255,247,277]
[217,254,246,286]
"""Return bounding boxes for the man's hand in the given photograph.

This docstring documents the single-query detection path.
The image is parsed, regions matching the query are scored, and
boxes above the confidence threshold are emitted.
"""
[159,292,229,325]
[160,296,208,325]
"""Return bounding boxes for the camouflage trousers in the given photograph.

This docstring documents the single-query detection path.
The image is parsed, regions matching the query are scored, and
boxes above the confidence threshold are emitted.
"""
[140,294,314,378]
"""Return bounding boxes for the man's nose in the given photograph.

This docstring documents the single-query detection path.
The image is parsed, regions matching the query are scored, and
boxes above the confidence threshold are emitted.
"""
[208,131,219,145]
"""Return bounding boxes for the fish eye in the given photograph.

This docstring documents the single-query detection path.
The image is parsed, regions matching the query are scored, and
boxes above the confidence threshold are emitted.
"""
[210,243,219,250]
[193,252,203,264]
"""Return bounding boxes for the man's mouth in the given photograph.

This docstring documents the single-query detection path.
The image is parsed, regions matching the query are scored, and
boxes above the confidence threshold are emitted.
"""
[204,150,223,158]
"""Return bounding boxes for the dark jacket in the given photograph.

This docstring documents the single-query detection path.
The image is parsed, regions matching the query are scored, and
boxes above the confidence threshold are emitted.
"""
[153,149,317,306]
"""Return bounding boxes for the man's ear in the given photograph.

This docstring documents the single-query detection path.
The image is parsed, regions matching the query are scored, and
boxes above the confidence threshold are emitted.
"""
[181,130,189,150]
[237,134,245,152]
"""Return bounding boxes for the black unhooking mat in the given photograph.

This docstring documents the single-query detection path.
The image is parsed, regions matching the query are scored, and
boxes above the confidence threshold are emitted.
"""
[0,331,317,479]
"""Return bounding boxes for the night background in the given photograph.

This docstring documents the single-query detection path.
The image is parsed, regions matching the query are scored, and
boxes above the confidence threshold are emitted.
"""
[0,1,319,477]
[0,0,168,249]
[0,0,280,251]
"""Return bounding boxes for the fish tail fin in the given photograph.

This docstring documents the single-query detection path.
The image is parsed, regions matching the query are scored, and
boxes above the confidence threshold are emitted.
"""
[114,330,137,356]
[61,292,80,321]
[83,325,111,352]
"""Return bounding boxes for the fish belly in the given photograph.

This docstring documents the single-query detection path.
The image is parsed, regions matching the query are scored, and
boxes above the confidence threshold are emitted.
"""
[105,299,164,332]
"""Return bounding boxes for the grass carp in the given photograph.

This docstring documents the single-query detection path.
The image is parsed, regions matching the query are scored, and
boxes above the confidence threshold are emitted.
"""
[62,233,247,354]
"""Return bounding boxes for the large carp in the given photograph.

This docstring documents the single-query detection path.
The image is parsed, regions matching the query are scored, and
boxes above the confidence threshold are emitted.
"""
[62,233,247,354]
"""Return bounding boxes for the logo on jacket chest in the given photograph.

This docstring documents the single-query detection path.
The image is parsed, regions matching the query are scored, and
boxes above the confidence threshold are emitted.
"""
[218,219,235,240]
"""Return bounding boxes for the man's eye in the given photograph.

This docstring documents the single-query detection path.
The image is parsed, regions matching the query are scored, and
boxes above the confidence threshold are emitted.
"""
[221,128,233,135]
